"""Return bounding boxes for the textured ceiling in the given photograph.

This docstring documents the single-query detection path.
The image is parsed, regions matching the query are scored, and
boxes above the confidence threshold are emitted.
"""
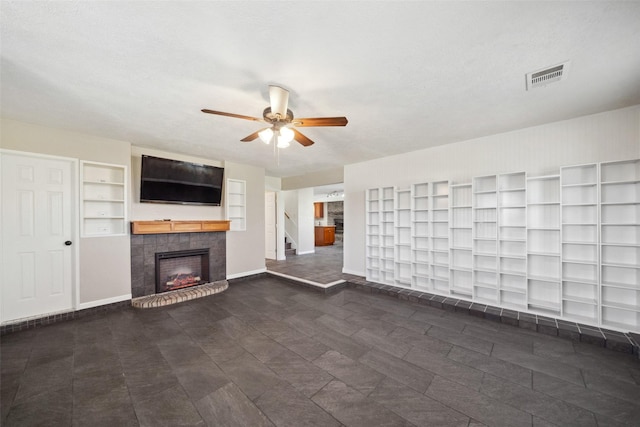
[2,1,640,177]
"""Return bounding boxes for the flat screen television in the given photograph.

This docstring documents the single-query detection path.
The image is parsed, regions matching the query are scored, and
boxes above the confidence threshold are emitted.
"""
[140,155,224,206]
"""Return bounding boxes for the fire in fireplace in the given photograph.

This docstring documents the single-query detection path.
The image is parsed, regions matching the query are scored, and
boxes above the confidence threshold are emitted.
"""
[155,248,210,293]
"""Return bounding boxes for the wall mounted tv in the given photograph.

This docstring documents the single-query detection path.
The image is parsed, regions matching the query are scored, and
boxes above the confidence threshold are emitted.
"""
[140,155,224,206]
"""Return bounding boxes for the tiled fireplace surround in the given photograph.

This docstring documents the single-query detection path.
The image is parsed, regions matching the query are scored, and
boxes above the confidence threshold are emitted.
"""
[130,231,226,298]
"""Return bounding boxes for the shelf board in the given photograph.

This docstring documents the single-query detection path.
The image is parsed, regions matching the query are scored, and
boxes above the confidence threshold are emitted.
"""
[601,179,640,185]
[562,295,597,305]
[601,281,640,290]
[561,183,597,188]
[528,299,560,311]
[601,262,640,269]
[131,220,231,234]
[527,275,560,283]
[601,301,640,312]
[527,251,560,257]
[562,276,598,285]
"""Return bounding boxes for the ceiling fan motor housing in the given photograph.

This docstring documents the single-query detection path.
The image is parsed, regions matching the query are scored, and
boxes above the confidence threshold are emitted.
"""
[263,107,294,124]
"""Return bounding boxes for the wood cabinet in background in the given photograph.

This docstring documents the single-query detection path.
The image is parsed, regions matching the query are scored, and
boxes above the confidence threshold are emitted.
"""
[314,202,324,218]
[315,226,335,246]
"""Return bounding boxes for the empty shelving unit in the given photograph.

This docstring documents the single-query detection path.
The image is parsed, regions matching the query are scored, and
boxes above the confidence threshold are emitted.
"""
[472,175,499,305]
[450,183,473,298]
[430,181,450,293]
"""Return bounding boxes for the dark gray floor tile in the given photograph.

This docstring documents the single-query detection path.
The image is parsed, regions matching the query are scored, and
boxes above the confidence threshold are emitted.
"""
[157,340,209,368]
[581,369,640,405]
[345,313,398,336]
[532,372,640,425]
[219,352,285,400]
[198,335,247,364]
[403,346,484,390]
[463,324,533,353]
[311,380,409,427]
[4,385,72,427]
[174,356,231,401]
[352,328,412,358]
[341,301,389,318]
[410,309,466,333]
[73,375,138,427]
[273,331,331,361]
[360,349,434,393]
[427,325,494,355]
[237,330,288,363]
[425,375,532,427]
[13,355,73,403]
[265,350,333,397]
[388,326,453,356]
[480,373,597,426]
[195,382,274,427]
[491,344,585,386]
[316,313,362,336]
[368,377,470,427]
[312,328,369,360]
[123,362,180,403]
[133,384,204,426]
[313,350,385,394]
[447,345,532,388]
[380,312,432,334]
[255,382,341,427]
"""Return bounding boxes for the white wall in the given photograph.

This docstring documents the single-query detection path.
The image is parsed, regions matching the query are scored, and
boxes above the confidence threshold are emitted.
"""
[1,118,132,305]
[344,105,640,275]
[282,167,343,190]
[297,188,316,255]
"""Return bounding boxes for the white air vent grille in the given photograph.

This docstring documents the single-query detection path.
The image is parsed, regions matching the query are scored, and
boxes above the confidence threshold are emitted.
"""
[526,61,570,90]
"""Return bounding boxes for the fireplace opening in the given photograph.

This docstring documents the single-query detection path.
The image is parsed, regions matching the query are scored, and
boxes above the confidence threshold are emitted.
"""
[155,248,210,294]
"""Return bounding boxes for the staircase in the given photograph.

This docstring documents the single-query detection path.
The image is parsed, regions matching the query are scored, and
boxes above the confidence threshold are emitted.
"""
[285,237,296,256]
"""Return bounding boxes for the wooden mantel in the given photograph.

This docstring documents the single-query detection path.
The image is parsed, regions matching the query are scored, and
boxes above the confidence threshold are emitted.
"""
[131,220,231,235]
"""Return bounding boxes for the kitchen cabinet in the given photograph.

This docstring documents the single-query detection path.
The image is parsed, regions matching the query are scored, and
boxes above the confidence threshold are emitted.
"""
[315,226,335,246]
[314,202,324,218]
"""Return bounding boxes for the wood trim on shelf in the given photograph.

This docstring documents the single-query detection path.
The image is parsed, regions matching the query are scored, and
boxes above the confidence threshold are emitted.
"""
[131,220,231,235]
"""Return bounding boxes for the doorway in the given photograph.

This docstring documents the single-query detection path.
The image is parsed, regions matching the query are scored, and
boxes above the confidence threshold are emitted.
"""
[1,151,77,323]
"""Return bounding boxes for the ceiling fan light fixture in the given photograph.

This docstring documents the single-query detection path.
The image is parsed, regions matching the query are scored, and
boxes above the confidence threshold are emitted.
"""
[278,127,294,148]
[259,128,273,144]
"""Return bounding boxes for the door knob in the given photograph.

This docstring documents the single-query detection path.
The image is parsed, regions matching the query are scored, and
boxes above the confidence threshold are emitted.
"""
[64,241,72,246]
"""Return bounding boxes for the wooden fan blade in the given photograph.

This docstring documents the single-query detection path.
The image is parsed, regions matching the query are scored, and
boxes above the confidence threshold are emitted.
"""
[201,109,263,122]
[292,129,315,147]
[240,128,270,142]
[293,117,348,127]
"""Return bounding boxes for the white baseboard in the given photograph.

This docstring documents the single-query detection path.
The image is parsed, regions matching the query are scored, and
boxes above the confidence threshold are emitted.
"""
[266,270,345,289]
[295,250,315,255]
[227,268,267,280]
[342,268,365,276]
[77,294,132,310]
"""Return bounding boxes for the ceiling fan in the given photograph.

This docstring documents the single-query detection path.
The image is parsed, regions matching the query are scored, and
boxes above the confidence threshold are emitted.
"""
[202,85,348,148]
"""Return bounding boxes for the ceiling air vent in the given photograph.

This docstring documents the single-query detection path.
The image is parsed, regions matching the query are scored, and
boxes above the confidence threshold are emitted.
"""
[526,61,570,91]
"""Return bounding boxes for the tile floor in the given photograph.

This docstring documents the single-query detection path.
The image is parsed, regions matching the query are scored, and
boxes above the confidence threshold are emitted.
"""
[2,247,640,426]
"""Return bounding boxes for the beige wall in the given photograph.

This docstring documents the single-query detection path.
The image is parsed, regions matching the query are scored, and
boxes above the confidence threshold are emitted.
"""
[1,118,268,311]
[1,118,132,305]
[224,161,267,277]
[344,105,640,275]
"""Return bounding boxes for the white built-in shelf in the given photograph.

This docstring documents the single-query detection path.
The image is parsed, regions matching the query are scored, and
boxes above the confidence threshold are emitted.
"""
[81,161,127,237]
[450,183,473,298]
[226,179,246,231]
[599,159,640,331]
[363,158,640,333]
[561,163,599,324]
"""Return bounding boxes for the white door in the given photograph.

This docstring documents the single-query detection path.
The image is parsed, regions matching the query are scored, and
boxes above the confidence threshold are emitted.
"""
[265,191,277,260]
[1,153,75,323]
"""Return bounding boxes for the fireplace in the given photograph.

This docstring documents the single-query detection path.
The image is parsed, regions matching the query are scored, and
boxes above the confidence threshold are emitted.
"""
[155,248,210,293]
